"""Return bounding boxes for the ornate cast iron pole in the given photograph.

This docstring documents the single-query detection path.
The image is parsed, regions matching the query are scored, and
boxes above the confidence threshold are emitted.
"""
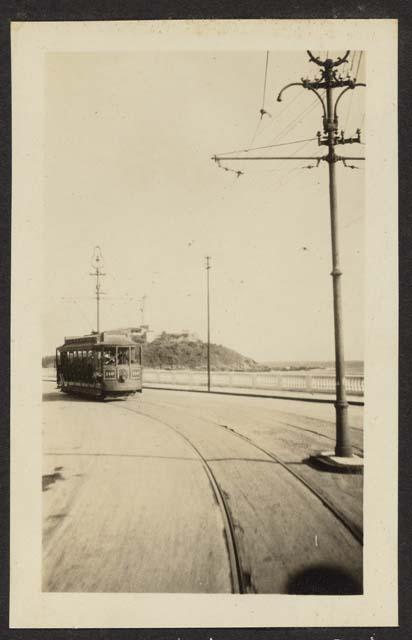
[278,51,365,457]
[212,50,365,459]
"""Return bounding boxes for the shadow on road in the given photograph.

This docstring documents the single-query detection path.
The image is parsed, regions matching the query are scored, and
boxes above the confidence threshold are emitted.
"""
[42,391,87,403]
[305,456,363,474]
[42,391,129,404]
[286,564,362,594]
[42,467,65,492]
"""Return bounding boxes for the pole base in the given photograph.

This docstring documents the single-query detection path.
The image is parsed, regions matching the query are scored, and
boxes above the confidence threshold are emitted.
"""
[310,450,364,474]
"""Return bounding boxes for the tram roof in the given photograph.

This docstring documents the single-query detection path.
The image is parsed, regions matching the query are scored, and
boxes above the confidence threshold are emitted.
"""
[58,332,137,350]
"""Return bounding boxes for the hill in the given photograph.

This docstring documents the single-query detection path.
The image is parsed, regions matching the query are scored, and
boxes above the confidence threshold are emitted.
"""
[42,332,268,371]
[142,333,265,371]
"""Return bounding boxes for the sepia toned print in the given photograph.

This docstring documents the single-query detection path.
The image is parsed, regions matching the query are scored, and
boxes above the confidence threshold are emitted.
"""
[42,48,365,595]
[11,20,397,628]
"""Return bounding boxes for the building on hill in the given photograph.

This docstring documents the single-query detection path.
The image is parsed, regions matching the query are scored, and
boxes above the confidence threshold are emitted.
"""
[104,326,150,344]
[155,330,200,343]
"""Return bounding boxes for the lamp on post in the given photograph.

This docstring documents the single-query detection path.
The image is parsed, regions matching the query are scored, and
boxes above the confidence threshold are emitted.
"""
[276,50,365,467]
[212,50,365,471]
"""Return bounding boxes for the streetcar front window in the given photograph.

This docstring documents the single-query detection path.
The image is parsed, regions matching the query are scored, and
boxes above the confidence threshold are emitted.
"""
[130,347,138,364]
[103,347,116,365]
[117,347,129,365]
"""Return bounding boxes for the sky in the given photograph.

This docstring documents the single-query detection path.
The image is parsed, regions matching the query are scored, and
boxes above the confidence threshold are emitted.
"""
[43,50,365,361]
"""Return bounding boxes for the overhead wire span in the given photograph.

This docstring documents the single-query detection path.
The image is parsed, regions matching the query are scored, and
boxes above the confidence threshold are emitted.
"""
[359,112,365,137]
[215,136,318,157]
[72,299,94,330]
[249,51,271,147]
[268,90,326,146]
[343,52,363,133]
[355,51,363,80]
[343,53,359,132]
[349,51,356,73]
[271,165,303,192]
[261,51,270,113]
[255,88,302,141]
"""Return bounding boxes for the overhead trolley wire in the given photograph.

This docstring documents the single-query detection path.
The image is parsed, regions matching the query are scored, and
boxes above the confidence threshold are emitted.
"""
[349,51,356,73]
[253,88,302,142]
[344,52,363,133]
[249,51,271,147]
[268,90,326,146]
[217,91,326,178]
[261,51,270,109]
[215,136,318,157]
[355,51,363,80]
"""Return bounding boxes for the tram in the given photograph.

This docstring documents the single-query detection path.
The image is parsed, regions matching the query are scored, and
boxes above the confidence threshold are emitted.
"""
[56,332,142,399]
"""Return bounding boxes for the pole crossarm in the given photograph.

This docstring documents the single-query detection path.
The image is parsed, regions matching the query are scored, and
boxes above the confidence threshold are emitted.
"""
[307,50,350,67]
[212,155,364,162]
[211,49,366,461]
[213,154,324,161]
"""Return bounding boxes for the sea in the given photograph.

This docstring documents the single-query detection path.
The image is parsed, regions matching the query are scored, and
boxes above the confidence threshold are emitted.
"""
[263,360,364,376]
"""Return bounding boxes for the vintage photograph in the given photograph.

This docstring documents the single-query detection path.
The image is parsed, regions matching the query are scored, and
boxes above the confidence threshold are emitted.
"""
[42,47,365,594]
[10,19,397,629]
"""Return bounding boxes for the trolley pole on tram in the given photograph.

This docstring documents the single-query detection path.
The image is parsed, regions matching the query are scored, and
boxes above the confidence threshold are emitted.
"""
[90,246,105,335]
[206,256,212,392]
[212,51,365,464]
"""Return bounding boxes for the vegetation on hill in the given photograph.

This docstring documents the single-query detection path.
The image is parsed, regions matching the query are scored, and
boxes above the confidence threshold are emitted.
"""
[41,332,269,371]
[142,332,266,371]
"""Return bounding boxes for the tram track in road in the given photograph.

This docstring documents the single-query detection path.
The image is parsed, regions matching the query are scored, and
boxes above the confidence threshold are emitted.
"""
[274,418,363,456]
[104,401,246,594]
[141,393,364,449]
[106,397,362,593]
[216,422,363,544]
[136,396,364,545]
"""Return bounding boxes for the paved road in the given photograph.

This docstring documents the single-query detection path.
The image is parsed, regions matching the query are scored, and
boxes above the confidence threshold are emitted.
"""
[42,382,363,594]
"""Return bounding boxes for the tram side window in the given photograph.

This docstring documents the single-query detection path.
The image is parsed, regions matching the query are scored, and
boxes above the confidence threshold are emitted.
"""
[117,347,129,365]
[78,350,84,381]
[86,350,94,382]
[75,351,78,377]
[68,351,73,378]
[130,346,141,364]
[80,351,86,382]
[103,347,116,366]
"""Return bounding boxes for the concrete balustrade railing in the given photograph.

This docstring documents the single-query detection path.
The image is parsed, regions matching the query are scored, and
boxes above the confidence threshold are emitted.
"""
[142,369,364,396]
[42,367,364,397]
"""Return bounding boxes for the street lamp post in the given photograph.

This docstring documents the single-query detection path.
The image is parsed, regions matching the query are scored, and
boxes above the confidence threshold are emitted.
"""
[212,50,365,462]
[90,246,105,335]
[279,51,365,458]
[206,256,211,392]
[276,51,365,458]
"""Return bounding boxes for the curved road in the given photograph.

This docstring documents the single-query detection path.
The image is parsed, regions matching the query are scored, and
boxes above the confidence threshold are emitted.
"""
[42,382,363,594]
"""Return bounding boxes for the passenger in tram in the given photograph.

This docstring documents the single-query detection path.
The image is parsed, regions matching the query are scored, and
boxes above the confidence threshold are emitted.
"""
[104,348,116,366]
[117,348,129,365]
